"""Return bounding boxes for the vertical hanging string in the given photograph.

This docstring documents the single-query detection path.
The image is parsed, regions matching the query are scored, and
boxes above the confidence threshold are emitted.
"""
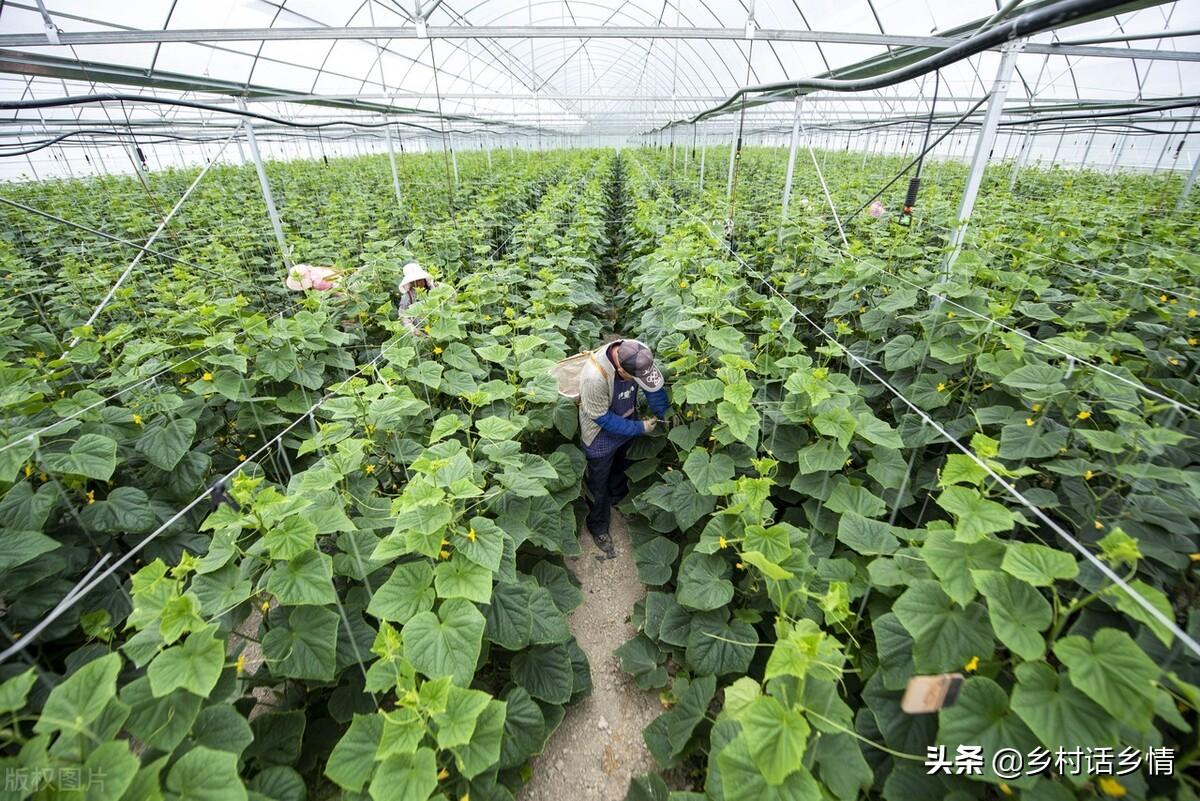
[725,37,756,240]
[428,40,457,218]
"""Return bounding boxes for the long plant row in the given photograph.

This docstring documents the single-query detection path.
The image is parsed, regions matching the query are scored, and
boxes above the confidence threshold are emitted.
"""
[0,149,615,799]
[611,147,1199,801]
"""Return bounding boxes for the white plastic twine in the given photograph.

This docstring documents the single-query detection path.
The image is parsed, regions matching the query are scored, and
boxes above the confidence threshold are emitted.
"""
[629,153,1200,660]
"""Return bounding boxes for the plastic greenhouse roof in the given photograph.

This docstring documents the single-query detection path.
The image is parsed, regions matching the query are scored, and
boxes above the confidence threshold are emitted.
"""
[0,0,1197,137]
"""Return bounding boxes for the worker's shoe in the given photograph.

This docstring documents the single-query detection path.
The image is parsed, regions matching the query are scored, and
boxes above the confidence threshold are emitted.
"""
[591,529,617,559]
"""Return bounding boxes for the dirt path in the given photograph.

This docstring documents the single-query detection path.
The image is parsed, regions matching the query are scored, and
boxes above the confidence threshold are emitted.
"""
[521,512,662,801]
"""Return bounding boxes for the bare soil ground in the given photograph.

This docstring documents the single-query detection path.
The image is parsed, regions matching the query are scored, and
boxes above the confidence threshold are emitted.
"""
[520,512,662,801]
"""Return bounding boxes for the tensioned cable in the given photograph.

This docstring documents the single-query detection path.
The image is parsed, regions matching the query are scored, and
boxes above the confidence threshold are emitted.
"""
[864,260,1200,413]
[982,241,1200,303]
[727,141,1200,410]
[66,128,240,348]
[0,93,472,136]
[758,146,1200,411]
[0,308,292,456]
[0,192,238,281]
[628,151,1200,660]
[648,0,1133,132]
[0,157,604,662]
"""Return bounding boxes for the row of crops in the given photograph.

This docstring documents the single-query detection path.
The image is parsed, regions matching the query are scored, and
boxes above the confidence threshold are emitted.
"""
[0,141,1197,801]
[0,148,615,800]
[609,148,1199,801]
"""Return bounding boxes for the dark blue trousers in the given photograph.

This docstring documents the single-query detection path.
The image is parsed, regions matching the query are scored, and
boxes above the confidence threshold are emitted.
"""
[584,440,631,537]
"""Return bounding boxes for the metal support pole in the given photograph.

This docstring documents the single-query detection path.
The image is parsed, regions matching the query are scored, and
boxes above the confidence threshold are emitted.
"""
[1153,122,1178,173]
[778,96,802,247]
[127,142,148,184]
[70,129,239,347]
[1010,127,1034,191]
[1050,130,1065,167]
[945,40,1022,272]
[240,101,291,269]
[384,115,403,212]
[1108,133,1127,173]
[699,133,706,191]
[1080,132,1095,168]
[1177,153,1200,211]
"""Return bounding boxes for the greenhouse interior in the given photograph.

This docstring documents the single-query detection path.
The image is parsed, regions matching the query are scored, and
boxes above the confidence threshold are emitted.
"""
[1,0,1199,799]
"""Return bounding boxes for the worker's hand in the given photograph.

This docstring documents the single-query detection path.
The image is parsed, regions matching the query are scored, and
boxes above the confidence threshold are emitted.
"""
[642,418,658,434]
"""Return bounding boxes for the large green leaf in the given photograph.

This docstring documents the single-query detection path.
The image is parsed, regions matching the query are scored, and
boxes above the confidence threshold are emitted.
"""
[325,713,383,792]
[935,487,1014,542]
[368,561,436,623]
[369,747,437,801]
[499,687,545,768]
[645,675,716,767]
[266,550,337,606]
[686,614,757,677]
[147,625,225,698]
[262,605,340,681]
[1010,662,1119,752]
[1001,542,1078,587]
[894,581,994,672]
[837,513,899,556]
[455,516,504,572]
[971,570,1051,660]
[432,684,491,748]
[715,734,821,801]
[121,677,202,752]
[511,642,574,703]
[740,696,810,784]
[403,597,485,686]
[683,448,735,492]
[81,486,156,533]
[0,669,36,715]
[35,652,120,735]
[483,578,533,651]
[0,528,59,572]
[264,516,318,561]
[137,418,197,471]
[451,698,506,778]
[1052,628,1158,730]
[676,552,734,611]
[42,433,118,480]
[434,552,493,603]
[937,677,1040,786]
[813,408,857,449]
[166,746,248,801]
[634,536,680,586]
[922,532,1005,606]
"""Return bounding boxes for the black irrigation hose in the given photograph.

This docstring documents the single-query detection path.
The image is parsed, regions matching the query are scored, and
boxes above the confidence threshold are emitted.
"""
[0,124,549,158]
[651,0,1133,132]
[0,195,237,281]
[840,95,990,226]
[0,92,483,136]
[914,71,941,182]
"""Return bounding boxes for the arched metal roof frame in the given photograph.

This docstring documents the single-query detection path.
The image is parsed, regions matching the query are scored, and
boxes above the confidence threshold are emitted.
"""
[0,0,1196,144]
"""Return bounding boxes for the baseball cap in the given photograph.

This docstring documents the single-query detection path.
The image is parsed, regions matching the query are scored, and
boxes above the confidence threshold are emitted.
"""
[615,339,664,392]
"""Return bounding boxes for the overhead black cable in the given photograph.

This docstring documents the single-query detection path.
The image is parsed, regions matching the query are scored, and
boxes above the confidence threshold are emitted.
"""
[0,92,470,135]
[840,94,990,227]
[646,0,1137,133]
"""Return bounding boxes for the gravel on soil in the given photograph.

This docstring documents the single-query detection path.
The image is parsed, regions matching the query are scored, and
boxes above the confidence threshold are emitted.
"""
[520,511,663,801]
